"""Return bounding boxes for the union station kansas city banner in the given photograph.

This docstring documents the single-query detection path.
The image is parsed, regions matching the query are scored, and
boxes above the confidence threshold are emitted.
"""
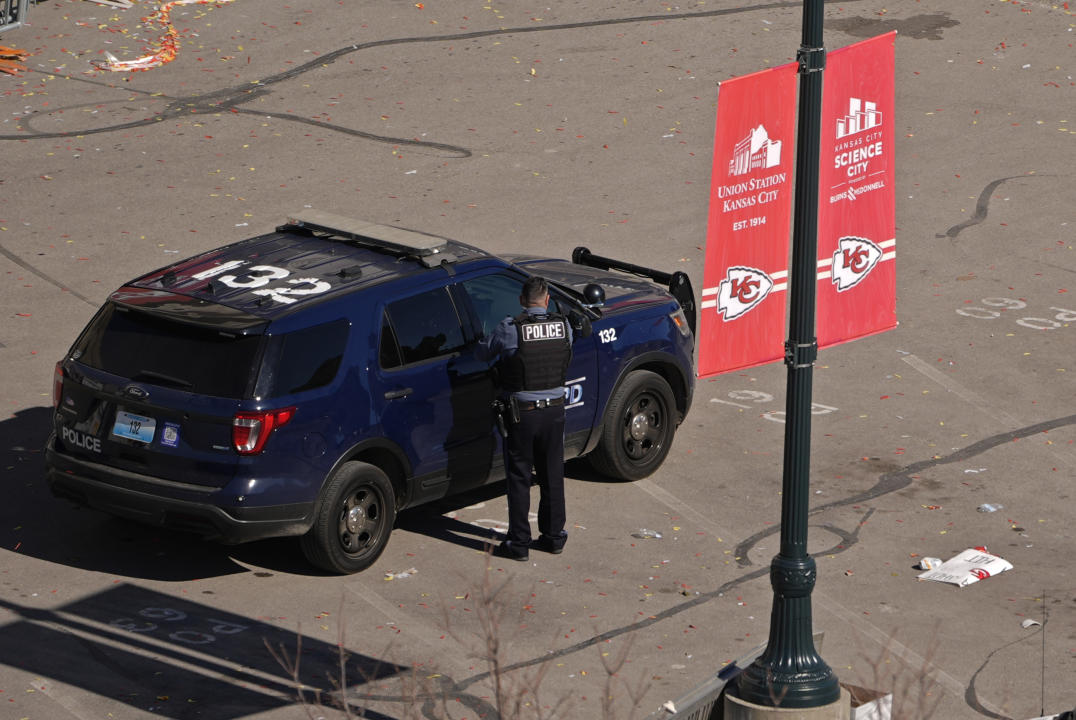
[699,32,896,378]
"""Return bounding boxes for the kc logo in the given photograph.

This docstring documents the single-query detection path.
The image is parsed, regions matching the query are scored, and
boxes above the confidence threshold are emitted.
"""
[717,266,774,320]
[830,236,882,292]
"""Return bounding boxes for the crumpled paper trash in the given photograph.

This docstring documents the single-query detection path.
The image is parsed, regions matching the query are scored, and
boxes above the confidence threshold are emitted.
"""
[917,548,1012,587]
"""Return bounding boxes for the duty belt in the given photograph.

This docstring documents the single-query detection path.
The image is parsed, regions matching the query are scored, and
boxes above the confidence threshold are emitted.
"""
[514,396,565,411]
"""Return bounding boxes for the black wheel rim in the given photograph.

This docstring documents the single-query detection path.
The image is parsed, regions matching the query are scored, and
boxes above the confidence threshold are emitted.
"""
[337,484,384,557]
[620,390,668,463]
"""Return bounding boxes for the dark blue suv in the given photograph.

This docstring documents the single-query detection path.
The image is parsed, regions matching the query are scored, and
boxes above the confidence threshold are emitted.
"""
[46,211,696,573]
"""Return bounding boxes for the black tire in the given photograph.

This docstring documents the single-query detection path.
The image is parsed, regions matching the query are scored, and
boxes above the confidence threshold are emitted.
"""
[300,462,396,574]
[587,370,677,481]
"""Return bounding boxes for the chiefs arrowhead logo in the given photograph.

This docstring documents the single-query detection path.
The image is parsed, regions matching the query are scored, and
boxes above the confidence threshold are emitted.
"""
[831,236,882,292]
[717,266,773,320]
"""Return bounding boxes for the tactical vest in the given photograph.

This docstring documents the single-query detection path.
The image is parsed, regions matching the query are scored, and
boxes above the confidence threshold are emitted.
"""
[499,313,571,392]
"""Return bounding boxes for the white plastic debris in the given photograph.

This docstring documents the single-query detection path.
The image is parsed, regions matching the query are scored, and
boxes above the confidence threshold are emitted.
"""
[632,529,663,539]
[977,503,1003,513]
[384,567,418,580]
[1021,618,1041,629]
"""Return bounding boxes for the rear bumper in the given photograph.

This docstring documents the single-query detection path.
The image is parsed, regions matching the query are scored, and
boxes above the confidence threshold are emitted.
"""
[45,439,313,544]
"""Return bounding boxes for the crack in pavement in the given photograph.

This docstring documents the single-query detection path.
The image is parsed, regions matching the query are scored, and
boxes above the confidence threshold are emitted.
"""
[935,175,1030,240]
[0,241,97,307]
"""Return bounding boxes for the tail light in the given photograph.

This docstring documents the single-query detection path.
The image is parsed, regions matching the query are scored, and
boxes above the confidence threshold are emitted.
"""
[53,362,64,408]
[232,407,295,455]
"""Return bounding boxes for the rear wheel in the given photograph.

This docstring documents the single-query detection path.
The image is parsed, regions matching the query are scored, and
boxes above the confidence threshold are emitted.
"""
[588,370,677,481]
[301,462,396,574]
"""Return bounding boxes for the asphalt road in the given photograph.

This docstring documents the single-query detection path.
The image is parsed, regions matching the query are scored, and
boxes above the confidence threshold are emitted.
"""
[1,1,1074,719]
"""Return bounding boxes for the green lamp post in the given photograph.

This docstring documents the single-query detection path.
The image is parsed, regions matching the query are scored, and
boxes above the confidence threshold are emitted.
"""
[734,0,842,708]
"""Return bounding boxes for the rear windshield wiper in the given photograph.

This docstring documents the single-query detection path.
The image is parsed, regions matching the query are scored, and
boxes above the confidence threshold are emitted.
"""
[131,370,194,390]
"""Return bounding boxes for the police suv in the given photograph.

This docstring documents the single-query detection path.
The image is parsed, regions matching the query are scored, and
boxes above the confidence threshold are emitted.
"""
[46,211,696,574]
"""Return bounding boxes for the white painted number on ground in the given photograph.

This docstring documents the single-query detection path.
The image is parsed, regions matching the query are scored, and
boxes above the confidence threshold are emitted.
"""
[762,403,839,424]
[956,297,1075,330]
[711,390,837,423]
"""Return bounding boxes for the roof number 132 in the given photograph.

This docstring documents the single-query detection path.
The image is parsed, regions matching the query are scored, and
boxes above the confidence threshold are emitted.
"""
[191,260,331,305]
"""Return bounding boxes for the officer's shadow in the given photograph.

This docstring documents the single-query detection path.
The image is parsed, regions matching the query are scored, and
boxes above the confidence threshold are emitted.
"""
[395,482,509,552]
[395,458,604,553]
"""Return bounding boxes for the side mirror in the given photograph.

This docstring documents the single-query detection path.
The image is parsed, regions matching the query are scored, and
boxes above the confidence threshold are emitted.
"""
[582,283,605,309]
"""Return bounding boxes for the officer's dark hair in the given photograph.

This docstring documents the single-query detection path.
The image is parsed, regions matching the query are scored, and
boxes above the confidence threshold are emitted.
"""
[521,276,549,306]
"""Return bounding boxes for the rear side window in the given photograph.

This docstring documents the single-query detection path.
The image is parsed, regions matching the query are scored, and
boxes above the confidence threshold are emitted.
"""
[265,319,350,397]
[73,304,263,398]
[381,287,465,367]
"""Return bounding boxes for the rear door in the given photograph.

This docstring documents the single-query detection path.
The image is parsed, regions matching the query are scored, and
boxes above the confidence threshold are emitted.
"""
[374,284,496,502]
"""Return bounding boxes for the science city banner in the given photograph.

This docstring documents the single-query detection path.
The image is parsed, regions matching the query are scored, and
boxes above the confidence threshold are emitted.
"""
[698,62,798,379]
[816,31,897,347]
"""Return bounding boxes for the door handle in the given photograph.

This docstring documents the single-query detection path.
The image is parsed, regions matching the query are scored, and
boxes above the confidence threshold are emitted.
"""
[384,387,413,400]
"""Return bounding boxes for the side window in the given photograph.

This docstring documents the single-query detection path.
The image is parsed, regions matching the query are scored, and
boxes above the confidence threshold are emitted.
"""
[383,287,465,366]
[270,319,350,396]
[460,273,527,337]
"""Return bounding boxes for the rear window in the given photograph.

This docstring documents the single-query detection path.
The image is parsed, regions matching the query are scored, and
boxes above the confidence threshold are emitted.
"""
[73,304,263,399]
[258,319,350,398]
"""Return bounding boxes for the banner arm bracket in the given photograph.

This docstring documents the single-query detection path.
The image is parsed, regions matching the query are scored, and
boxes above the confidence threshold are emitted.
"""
[784,340,818,369]
[797,46,826,74]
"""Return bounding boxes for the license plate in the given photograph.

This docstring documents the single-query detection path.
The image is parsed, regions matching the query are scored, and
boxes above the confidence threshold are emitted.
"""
[112,410,156,444]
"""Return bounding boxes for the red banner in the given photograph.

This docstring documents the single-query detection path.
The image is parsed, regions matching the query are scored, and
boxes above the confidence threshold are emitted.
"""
[698,62,798,379]
[816,32,897,347]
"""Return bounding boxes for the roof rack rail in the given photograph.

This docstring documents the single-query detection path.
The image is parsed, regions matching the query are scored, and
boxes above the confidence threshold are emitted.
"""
[285,210,457,267]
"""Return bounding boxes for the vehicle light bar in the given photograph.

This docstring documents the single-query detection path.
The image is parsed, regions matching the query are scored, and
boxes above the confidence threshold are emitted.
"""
[286,210,456,267]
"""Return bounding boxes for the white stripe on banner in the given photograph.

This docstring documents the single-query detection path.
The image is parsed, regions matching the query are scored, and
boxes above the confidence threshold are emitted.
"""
[702,269,788,297]
[814,242,897,281]
[701,281,790,308]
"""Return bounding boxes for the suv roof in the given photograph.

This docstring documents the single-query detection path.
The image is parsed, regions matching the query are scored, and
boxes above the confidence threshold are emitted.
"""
[112,211,491,330]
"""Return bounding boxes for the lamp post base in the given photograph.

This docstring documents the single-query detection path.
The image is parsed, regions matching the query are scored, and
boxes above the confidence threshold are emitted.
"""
[725,686,850,720]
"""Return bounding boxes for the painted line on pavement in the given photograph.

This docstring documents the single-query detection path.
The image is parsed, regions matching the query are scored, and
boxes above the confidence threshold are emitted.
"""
[634,478,733,540]
[901,353,1023,429]
[814,591,1009,717]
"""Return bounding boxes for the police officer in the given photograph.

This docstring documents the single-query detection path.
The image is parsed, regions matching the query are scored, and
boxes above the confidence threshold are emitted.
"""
[478,276,572,561]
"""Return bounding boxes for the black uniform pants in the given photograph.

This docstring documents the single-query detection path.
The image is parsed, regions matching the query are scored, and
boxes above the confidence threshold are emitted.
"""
[503,404,566,546]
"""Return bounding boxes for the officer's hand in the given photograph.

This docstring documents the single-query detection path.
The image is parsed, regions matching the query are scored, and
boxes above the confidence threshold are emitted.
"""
[569,311,592,338]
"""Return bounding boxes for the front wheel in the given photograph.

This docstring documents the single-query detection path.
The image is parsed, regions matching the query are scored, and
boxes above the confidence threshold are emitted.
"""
[301,462,396,574]
[587,370,677,481]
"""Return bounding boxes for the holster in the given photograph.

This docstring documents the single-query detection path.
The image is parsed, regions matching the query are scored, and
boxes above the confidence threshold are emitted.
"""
[492,400,509,438]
